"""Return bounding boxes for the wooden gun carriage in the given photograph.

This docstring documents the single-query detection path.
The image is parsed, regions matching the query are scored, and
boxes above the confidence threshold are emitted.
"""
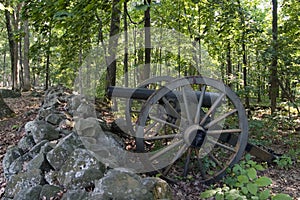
[107,75,275,183]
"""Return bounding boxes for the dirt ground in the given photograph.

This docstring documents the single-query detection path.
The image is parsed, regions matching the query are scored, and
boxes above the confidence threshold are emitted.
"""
[0,92,299,199]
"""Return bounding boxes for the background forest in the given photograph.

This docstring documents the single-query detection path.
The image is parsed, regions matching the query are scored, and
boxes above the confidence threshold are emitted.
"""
[0,0,299,115]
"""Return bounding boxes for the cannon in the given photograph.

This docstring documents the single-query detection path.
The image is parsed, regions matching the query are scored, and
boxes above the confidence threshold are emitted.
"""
[107,75,276,183]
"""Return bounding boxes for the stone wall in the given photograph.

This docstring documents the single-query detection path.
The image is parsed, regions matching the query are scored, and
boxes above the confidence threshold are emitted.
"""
[2,86,172,200]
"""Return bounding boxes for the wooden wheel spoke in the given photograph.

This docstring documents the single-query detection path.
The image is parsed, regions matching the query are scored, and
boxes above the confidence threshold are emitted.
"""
[200,93,226,126]
[163,144,189,175]
[150,140,184,161]
[195,151,207,179]
[162,97,181,119]
[208,152,223,168]
[183,148,192,177]
[145,134,181,141]
[204,109,237,129]
[194,85,206,124]
[207,129,242,135]
[149,140,183,162]
[144,120,160,135]
[182,87,193,124]
[149,115,180,129]
[207,137,237,152]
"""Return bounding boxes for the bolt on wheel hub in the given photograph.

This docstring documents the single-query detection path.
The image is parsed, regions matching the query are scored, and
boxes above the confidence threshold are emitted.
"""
[183,124,207,148]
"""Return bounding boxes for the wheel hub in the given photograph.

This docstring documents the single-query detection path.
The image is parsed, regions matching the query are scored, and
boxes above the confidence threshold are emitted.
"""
[183,125,207,148]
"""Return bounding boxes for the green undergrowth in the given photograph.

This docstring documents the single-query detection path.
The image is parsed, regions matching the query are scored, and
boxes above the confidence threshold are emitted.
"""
[200,154,292,200]
[248,109,300,164]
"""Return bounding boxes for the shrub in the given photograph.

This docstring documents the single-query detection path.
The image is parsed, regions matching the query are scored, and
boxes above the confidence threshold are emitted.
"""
[200,154,292,200]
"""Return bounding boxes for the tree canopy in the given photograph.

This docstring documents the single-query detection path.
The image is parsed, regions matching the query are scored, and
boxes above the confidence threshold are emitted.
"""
[0,0,299,114]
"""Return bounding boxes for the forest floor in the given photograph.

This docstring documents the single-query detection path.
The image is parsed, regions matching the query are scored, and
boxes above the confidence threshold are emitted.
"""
[0,92,299,199]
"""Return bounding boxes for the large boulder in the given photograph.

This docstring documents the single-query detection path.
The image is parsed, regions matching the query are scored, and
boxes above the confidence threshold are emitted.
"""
[26,152,52,173]
[142,177,173,200]
[13,185,43,200]
[45,113,66,126]
[74,101,97,119]
[39,184,63,200]
[53,148,106,190]
[74,117,127,169]
[61,190,89,200]
[4,169,43,198]
[17,135,35,153]
[2,146,22,179]
[3,141,51,180]
[46,132,83,171]
[92,168,153,200]
[24,120,60,143]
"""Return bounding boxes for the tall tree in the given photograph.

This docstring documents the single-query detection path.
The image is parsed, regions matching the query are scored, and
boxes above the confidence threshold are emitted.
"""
[123,0,129,87]
[226,42,232,88]
[144,0,151,81]
[270,0,278,114]
[45,22,52,90]
[237,0,250,109]
[23,17,30,91]
[4,0,18,90]
[106,0,121,88]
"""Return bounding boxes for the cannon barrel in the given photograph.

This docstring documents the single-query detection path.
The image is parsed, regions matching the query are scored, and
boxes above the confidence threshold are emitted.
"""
[107,86,221,108]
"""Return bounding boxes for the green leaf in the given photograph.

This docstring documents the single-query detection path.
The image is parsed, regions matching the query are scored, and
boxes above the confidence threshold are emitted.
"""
[200,190,217,198]
[241,186,248,195]
[245,153,251,161]
[255,177,272,187]
[237,175,249,184]
[222,185,230,192]
[226,189,242,200]
[259,189,270,200]
[135,4,149,11]
[272,193,292,200]
[255,164,265,171]
[215,192,224,200]
[247,183,258,195]
[247,168,257,179]
[233,164,242,174]
[247,160,256,167]
[0,3,5,10]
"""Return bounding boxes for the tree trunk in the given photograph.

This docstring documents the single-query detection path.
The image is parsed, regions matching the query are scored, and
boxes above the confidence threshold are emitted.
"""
[13,4,21,89]
[123,0,129,87]
[242,42,250,109]
[226,42,232,88]
[4,7,17,90]
[106,0,121,89]
[23,19,31,91]
[45,24,52,90]
[19,38,23,89]
[3,50,7,87]
[197,4,202,73]
[237,0,250,109]
[137,31,144,83]
[256,50,262,103]
[45,47,50,90]
[144,0,151,81]
[270,0,278,114]
[0,93,14,118]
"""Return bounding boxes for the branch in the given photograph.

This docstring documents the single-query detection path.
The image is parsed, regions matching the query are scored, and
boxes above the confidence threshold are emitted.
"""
[125,5,144,25]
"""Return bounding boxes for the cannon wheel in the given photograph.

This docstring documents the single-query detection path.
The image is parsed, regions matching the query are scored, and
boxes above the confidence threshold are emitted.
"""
[135,75,248,183]
[125,76,175,135]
